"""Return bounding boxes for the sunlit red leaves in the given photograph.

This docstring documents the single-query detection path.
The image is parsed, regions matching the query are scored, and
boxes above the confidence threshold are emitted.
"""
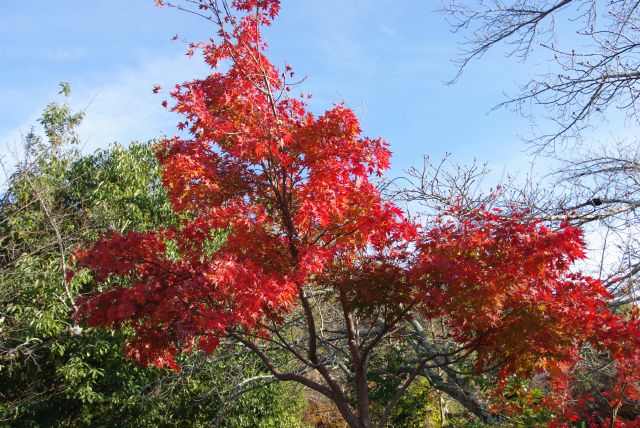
[76,231,167,282]
[155,138,252,212]
[231,0,280,19]
[76,0,415,370]
[75,222,298,370]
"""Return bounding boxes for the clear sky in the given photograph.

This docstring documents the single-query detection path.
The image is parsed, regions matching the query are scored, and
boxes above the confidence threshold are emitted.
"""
[1,0,542,179]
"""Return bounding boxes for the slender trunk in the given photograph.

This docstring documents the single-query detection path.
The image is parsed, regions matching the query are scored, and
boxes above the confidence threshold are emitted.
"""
[355,363,373,427]
[338,290,375,427]
[438,392,446,427]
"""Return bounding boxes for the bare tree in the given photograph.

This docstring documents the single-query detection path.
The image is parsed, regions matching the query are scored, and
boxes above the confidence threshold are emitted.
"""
[443,0,640,149]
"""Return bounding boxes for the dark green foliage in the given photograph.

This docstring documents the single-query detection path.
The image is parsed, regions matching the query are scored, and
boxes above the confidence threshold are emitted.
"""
[0,88,305,427]
[365,341,439,427]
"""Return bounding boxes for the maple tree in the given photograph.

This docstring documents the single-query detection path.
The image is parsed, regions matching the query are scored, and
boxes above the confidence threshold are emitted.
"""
[73,0,640,426]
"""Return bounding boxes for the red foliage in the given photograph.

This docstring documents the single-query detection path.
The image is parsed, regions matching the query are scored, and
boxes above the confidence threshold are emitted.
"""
[413,208,640,425]
[74,0,640,424]
[414,210,609,376]
[76,0,411,370]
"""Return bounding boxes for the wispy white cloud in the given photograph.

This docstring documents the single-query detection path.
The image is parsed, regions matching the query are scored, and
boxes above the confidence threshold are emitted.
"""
[0,52,210,179]
[1,52,209,159]
[76,53,210,151]
[44,48,86,61]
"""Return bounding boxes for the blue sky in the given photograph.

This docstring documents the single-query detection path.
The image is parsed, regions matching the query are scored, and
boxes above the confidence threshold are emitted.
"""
[1,0,546,179]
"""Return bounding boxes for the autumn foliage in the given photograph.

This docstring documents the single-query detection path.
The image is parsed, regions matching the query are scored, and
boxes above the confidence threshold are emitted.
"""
[416,210,640,425]
[74,0,640,425]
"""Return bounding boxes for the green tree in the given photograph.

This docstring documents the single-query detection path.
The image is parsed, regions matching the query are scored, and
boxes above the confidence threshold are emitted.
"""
[0,86,305,426]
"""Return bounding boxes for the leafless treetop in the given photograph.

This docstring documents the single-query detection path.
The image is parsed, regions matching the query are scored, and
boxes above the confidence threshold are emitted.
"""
[443,0,640,149]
